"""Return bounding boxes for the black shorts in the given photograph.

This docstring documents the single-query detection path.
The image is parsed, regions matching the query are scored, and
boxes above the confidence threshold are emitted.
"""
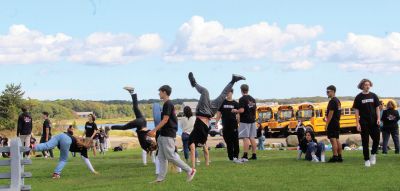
[189,118,210,147]
[327,129,340,139]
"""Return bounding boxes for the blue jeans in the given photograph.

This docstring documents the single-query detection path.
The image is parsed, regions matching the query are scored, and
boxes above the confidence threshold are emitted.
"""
[182,133,198,160]
[257,136,265,150]
[305,142,325,161]
[382,128,400,154]
[34,133,72,174]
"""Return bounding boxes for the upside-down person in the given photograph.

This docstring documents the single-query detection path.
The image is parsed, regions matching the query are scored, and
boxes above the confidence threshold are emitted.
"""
[33,125,98,179]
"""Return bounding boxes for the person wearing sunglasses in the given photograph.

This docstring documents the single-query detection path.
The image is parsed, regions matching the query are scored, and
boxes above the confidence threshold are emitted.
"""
[325,85,343,163]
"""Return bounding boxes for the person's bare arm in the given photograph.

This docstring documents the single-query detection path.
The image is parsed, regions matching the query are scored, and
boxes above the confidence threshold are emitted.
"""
[376,106,381,126]
[325,110,334,130]
[215,111,222,124]
[355,109,361,132]
[148,115,169,137]
[45,127,50,141]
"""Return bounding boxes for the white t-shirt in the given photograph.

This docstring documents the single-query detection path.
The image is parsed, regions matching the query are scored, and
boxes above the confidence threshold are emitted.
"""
[180,116,196,134]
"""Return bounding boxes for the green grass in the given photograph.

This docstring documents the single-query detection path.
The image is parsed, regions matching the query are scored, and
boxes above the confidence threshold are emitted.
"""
[2,149,400,191]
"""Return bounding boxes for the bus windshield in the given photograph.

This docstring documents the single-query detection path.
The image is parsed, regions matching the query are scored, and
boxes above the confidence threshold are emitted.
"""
[297,109,314,120]
[278,110,293,121]
[258,111,272,122]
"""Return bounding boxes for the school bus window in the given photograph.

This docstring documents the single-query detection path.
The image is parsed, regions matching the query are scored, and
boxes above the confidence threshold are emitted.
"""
[258,111,272,122]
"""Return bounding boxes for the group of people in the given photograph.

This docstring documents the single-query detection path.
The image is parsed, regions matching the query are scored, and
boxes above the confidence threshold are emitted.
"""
[9,75,400,181]
[82,116,110,157]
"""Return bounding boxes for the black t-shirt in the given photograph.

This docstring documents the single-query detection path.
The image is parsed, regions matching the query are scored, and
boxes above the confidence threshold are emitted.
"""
[327,97,341,130]
[41,119,52,138]
[219,100,239,127]
[84,122,98,138]
[353,92,380,125]
[17,112,33,135]
[160,100,178,138]
[239,95,257,123]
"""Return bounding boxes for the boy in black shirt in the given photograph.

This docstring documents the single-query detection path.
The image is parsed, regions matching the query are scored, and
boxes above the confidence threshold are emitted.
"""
[83,114,98,157]
[148,85,196,183]
[353,79,381,167]
[215,89,240,162]
[381,101,400,154]
[237,84,257,161]
[17,107,33,157]
[325,85,343,163]
[41,112,54,158]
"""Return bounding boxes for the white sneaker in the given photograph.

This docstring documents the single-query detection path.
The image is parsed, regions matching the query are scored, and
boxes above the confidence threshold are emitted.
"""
[233,158,243,164]
[123,86,135,92]
[311,155,320,163]
[187,169,196,182]
[370,154,376,165]
[196,159,201,163]
[241,158,249,163]
[365,160,371,167]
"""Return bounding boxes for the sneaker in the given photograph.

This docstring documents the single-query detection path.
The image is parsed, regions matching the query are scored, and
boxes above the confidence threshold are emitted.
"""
[311,155,320,163]
[188,72,197,87]
[327,156,337,163]
[241,158,249,163]
[365,160,371,167]
[370,154,376,165]
[187,169,196,182]
[233,158,243,164]
[52,173,61,179]
[231,74,246,83]
[196,158,201,163]
[249,154,257,160]
[123,86,135,93]
[149,180,163,184]
[337,156,343,163]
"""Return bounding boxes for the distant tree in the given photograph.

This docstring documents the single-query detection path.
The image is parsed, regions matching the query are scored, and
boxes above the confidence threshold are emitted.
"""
[0,83,25,130]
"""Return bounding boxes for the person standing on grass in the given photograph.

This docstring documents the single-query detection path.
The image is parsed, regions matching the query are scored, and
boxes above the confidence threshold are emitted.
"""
[41,112,54,159]
[104,126,111,151]
[34,125,98,179]
[325,85,343,163]
[17,106,33,158]
[180,106,199,163]
[236,84,257,161]
[353,79,381,167]
[83,114,98,157]
[98,128,106,155]
[256,126,266,151]
[381,100,400,154]
[215,89,241,163]
[148,85,196,183]
[187,72,246,168]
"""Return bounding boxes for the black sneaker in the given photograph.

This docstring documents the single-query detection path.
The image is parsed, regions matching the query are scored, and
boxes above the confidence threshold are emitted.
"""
[188,72,197,87]
[337,155,343,163]
[327,156,338,163]
[231,74,246,83]
[249,154,257,160]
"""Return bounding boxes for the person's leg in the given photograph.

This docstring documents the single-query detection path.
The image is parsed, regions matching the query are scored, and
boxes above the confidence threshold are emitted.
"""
[161,136,192,173]
[194,83,213,117]
[249,123,257,158]
[131,93,144,119]
[81,156,96,173]
[190,143,196,169]
[392,128,400,153]
[156,137,168,181]
[317,142,325,162]
[223,131,233,160]
[382,130,390,154]
[210,82,234,115]
[330,138,338,156]
[34,134,62,152]
[370,125,380,156]
[182,133,190,160]
[111,119,143,130]
[54,134,72,175]
[203,145,209,166]
[305,143,316,161]
[242,138,249,159]
[233,130,240,159]
[142,150,147,165]
[24,134,31,157]
[360,129,370,161]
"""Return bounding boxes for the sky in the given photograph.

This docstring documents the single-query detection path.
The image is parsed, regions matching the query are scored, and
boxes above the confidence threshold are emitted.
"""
[0,0,399,101]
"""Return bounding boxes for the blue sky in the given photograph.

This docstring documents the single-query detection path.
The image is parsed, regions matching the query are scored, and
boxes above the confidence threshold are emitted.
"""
[0,0,399,101]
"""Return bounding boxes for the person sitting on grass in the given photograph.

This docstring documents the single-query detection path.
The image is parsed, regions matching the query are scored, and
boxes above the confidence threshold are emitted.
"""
[33,125,98,179]
[297,130,325,163]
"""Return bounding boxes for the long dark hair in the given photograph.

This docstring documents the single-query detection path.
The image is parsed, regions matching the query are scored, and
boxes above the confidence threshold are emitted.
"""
[183,106,193,119]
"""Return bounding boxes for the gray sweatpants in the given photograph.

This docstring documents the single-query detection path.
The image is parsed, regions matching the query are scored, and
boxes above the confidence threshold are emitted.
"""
[157,136,191,181]
[195,82,234,117]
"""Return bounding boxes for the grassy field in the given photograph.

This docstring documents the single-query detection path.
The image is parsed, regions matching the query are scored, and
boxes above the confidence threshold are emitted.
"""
[1,149,400,191]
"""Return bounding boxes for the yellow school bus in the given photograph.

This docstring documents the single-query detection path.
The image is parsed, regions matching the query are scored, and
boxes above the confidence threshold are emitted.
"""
[275,105,298,134]
[298,101,357,133]
[256,106,278,129]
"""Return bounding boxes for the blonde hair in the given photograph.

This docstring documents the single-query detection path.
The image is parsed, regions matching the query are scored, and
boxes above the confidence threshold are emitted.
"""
[357,79,373,90]
[387,101,397,110]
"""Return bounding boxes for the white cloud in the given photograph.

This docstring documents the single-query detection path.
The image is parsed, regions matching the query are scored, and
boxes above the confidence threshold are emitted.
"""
[164,16,323,63]
[0,25,162,65]
[316,32,400,72]
[284,60,314,71]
